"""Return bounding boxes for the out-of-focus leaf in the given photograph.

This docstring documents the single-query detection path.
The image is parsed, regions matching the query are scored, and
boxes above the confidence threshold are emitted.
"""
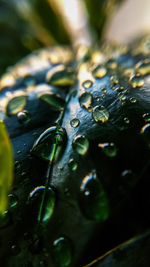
[84,0,125,41]
[85,231,150,266]
[0,121,13,215]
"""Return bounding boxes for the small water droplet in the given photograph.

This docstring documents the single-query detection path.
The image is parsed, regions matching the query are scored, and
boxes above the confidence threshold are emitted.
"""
[124,117,130,124]
[142,113,150,123]
[92,66,107,78]
[68,158,78,171]
[101,88,107,94]
[129,75,144,88]
[110,75,119,85]
[92,106,109,123]
[72,135,89,156]
[70,118,80,128]
[17,110,30,125]
[106,59,117,69]
[46,66,75,87]
[52,237,72,267]
[6,94,27,116]
[129,97,136,103]
[79,170,109,221]
[29,186,55,223]
[82,80,93,89]
[135,59,150,75]
[11,244,20,255]
[79,92,93,110]
[31,126,67,161]
[8,193,18,208]
[98,142,117,157]
[38,92,65,111]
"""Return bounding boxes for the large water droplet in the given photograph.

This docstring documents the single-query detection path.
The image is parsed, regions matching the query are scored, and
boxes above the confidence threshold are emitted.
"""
[29,186,55,223]
[52,237,72,267]
[92,66,107,78]
[72,135,89,156]
[79,92,92,110]
[38,92,65,111]
[92,106,109,123]
[6,94,27,116]
[98,142,117,157]
[129,75,144,88]
[31,126,67,161]
[135,59,150,75]
[17,110,31,125]
[82,80,93,89]
[68,158,78,171]
[79,170,109,221]
[46,66,75,87]
[70,118,80,128]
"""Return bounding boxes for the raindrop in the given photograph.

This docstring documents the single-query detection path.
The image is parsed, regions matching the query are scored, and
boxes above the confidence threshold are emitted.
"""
[70,118,80,128]
[129,75,144,88]
[135,59,150,75]
[6,94,27,116]
[142,113,150,123]
[82,80,93,89]
[68,158,78,171]
[72,135,89,156]
[129,97,136,103]
[17,110,30,125]
[52,237,72,267]
[110,75,119,85]
[46,66,75,87]
[79,170,109,221]
[106,58,117,69]
[38,92,65,111]
[124,117,130,124]
[8,193,18,208]
[29,186,55,223]
[98,142,117,157]
[92,105,109,123]
[92,65,107,78]
[79,92,93,110]
[31,126,67,161]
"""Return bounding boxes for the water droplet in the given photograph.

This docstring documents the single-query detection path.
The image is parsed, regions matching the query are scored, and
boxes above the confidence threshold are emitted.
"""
[23,75,36,87]
[106,59,117,69]
[92,66,107,78]
[6,94,27,116]
[17,110,30,125]
[142,113,150,123]
[101,88,107,94]
[68,158,78,171]
[72,135,89,156]
[8,193,18,208]
[31,126,67,161]
[124,117,130,124]
[11,244,20,255]
[70,118,80,128]
[98,143,117,157]
[29,186,55,223]
[52,237,72,267]
[82,80,93,89]
[129,75,144,88]
[92,106,109,123]
[79,92,93,110]
[129,97,136,103]
[38,92,65,111]
[135,59,150,75]
[79,170,109,221]
[46,66,75,86]
[110,75,119,85]
[141,123,150,143]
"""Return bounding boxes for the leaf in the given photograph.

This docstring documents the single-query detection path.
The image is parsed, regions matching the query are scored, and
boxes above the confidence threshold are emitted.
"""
[0,121,14,215]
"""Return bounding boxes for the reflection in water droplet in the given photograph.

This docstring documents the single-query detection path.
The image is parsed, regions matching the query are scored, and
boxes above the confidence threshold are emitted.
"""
[72,135,89,156]
[79,92,92,110]
[8,193,18,208]
[92,66,107,78]
[38,92,65,111]
[135,59,150,75]
[17,110,30,125]
[92,106,109,123]
[79,170,109,221]
[98,142,117,157]
[82,80,93,89]
[29,186,55,223]
[129,75,144,88]
[68,158,78,171]
[142,113,150,123]
[46,66,75,87]
[6,94,27,116]
[31,126,67,161]
[129,97,136,103]
[52,237,72,267]
[70,118,80,128]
